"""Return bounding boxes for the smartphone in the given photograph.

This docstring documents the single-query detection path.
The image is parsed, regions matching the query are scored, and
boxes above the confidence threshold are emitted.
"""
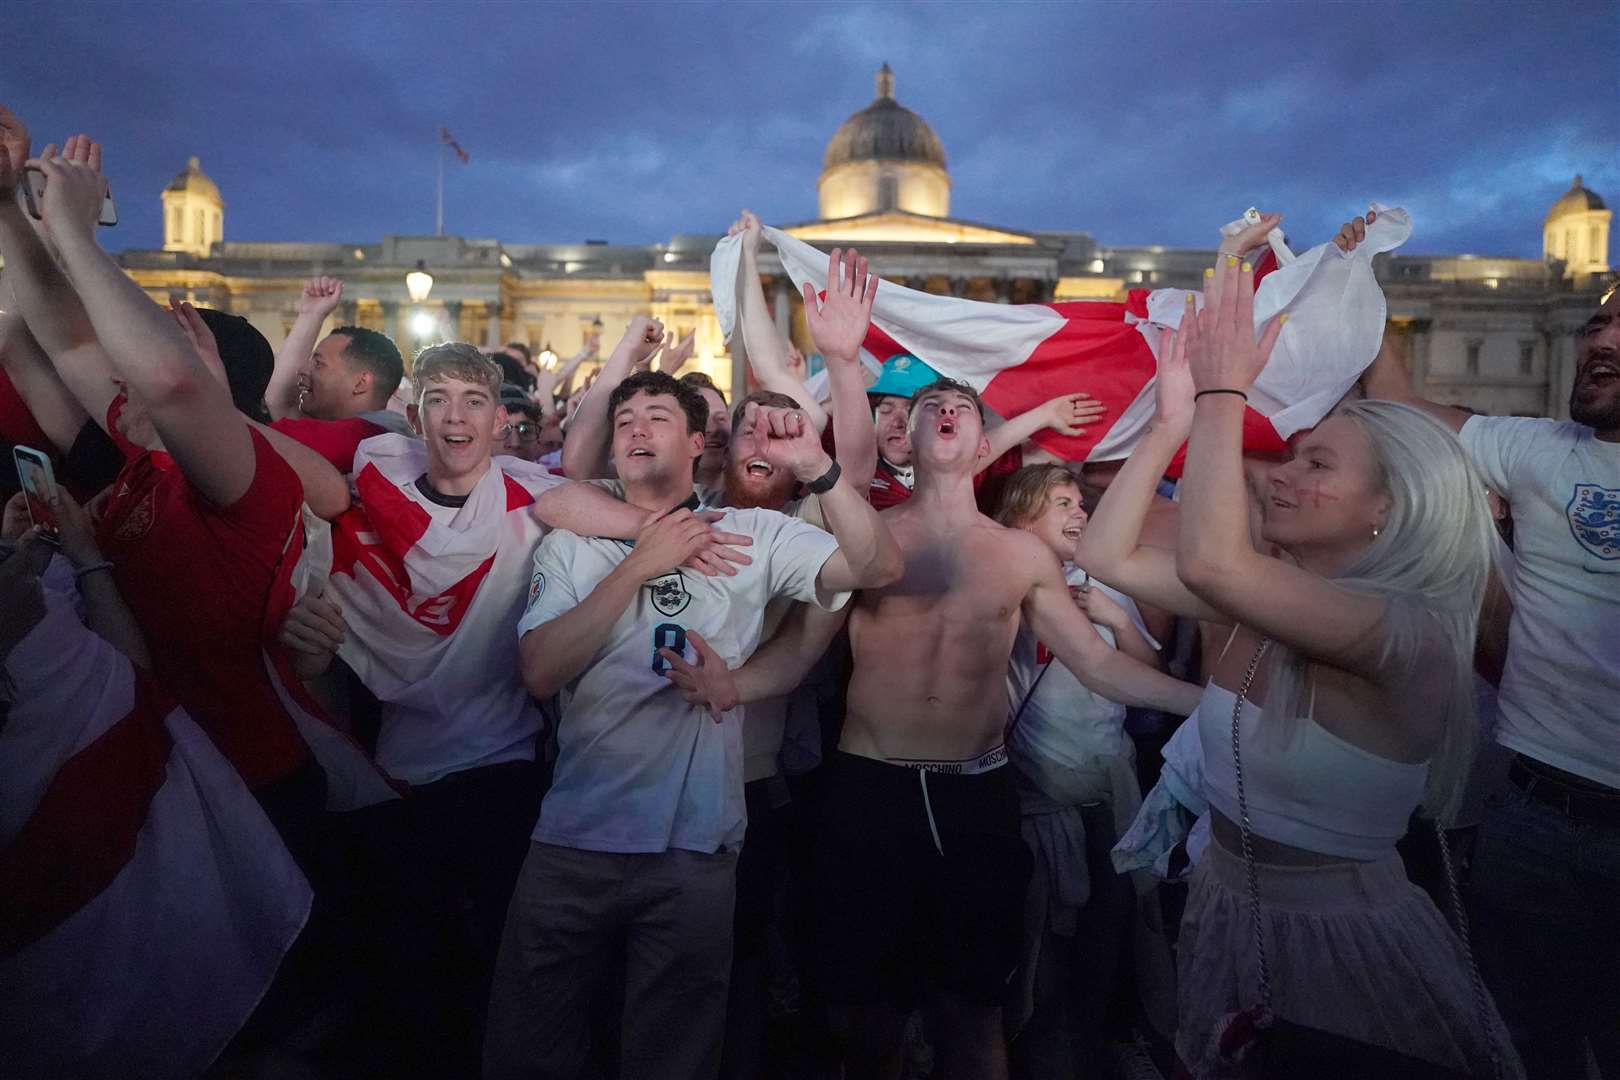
[13,445,61,535]
[18,165,119,227]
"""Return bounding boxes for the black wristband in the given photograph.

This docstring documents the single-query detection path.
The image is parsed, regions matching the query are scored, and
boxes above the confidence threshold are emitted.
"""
[1194,388,1249,403]
[804,459,842,495]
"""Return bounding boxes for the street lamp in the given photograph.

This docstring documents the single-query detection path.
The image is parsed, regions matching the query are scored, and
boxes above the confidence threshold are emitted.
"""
[405,260,434,303]
[539,343,559,371]
[410,310,437,339]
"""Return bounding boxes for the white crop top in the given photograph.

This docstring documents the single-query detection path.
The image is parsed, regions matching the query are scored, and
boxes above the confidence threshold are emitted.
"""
[1198,679,1428,861]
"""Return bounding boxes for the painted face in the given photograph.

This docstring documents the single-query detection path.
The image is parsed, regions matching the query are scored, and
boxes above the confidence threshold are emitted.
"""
[1261,415,1390,567]
[873,395,913,467]
[611,390,704,485]
[908,389,988,471]
[1570,291,1620,433]
[723,405,797,509]
[1021,481,1089,562]
[418,375,503,492]
[300,333,364,420]
[698,387,731,478]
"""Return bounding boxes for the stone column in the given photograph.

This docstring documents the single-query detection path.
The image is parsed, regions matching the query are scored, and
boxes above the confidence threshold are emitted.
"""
[381,301,401,350]
[773,277,793,340]
[485,300,504,347]
[444,300,464,342]
[338,299,359,327]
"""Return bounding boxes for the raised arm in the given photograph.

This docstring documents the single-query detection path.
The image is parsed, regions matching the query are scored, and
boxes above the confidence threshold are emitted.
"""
[733,211,830,432]
[560,315,664,479]
[746,400,903,594]
[1023,541,1199,714]
[1076,308,1224,621]
[983,393,1105,467]
[805,243,880,492]
[0,113,121,430]
[167,298,350,519]
[1175,255,1395,679]
[1336,213,1467,433]
[32,141,259,508]
[266,276,344,421]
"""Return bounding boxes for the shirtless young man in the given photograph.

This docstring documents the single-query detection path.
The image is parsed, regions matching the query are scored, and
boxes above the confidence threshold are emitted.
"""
[673,378,1200,1080]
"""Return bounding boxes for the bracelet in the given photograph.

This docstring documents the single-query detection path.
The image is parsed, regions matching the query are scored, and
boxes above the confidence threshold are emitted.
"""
[803,459,842,495]
[1194,389,1249,403]
[73,559,115,579]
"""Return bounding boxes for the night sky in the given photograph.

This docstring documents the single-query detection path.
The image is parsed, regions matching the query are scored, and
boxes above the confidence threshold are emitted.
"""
[12,1,1619,258]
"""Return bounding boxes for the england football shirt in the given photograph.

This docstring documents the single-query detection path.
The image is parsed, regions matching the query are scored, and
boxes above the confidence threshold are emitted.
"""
[516,507,850,854]
[1459,415,1620,788]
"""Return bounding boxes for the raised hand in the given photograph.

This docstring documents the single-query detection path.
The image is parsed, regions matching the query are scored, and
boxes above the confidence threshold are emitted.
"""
[728,208,764,255]
[1186,259,1283,396]
[1332,210,1377,254]
[803,247,877,365]
[744,401,833,483]
[297,276,345,319]
[1039,392,1105,437]
[169,299,230,388]
[658,328,697,375]
[0,104,29,196]
[660,630,738,721]
[27,135,106,239]
[1152,297,1198,432]
[615,315,666,371]
[1221,210,1283,258]
[1073,578,1126,627]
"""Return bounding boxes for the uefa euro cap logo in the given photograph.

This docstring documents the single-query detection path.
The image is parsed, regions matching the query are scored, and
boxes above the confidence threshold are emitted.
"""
[894,357,912,372]
[1567,483,1620,561]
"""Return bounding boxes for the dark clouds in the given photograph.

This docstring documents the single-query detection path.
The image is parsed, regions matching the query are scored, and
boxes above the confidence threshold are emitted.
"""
[11,1,1617,257]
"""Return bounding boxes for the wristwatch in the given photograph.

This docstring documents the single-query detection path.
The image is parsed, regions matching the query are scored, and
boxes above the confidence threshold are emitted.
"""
[804,459,842,495]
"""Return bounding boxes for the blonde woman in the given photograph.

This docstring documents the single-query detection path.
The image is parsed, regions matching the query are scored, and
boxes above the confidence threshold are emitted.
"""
[1078,235,1520,1076]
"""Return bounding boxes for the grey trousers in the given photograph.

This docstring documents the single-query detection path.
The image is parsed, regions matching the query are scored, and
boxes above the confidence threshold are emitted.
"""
[484,841,739,1080]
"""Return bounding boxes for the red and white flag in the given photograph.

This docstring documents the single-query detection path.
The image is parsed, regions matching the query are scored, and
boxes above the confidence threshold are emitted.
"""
[711,207,1411,464]
[1,563,311,1080]
[294,435,562,785]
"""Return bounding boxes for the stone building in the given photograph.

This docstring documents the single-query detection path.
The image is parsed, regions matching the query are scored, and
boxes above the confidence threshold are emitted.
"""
[115,66,1613,419]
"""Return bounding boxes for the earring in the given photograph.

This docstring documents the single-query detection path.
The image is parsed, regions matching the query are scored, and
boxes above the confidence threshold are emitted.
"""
[1371,525,1381,538]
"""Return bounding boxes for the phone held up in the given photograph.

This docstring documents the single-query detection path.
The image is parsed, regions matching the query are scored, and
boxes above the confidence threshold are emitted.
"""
[12,445,61,540]
[18,165,119,227]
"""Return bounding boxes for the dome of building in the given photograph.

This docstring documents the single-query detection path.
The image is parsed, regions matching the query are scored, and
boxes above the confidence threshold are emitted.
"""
[1545,175,1607,224]
[817,64,951,220]
[165,156,222,202]
[823,64,947,172]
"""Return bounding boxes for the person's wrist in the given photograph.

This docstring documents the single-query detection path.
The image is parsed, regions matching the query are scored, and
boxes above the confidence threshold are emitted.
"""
[1193,387,1250,405]
[794,451,835,484]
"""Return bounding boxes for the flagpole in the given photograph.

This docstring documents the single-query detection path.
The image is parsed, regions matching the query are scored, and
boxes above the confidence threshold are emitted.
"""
[435,133,445,236]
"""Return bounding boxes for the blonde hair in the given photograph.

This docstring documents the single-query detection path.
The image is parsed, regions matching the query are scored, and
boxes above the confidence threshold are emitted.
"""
[412,343,503,401]
[1262,400,1498,823]
[994,464,1079,528]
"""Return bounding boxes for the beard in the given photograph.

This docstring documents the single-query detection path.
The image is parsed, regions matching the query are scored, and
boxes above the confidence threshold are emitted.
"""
[1570,385,1620,432]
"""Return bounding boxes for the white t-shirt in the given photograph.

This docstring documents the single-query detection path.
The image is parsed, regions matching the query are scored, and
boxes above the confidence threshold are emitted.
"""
[1006,566,1158,805]
[1459,416,1620,788]
[517,508,849,854]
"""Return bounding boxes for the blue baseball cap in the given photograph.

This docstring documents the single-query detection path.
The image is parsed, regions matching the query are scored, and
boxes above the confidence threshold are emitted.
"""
[867,354,941,400]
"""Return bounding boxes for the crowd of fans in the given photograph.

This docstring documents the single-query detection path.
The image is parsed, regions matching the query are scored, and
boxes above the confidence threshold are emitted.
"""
[1,104,1617,1080]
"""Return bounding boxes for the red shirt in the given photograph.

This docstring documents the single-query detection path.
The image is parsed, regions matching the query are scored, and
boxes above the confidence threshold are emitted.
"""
[98,398,311,790]
[269,415,387,474]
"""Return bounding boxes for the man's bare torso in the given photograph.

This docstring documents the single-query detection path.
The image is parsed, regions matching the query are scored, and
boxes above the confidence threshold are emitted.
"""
[841,503,1039,761]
